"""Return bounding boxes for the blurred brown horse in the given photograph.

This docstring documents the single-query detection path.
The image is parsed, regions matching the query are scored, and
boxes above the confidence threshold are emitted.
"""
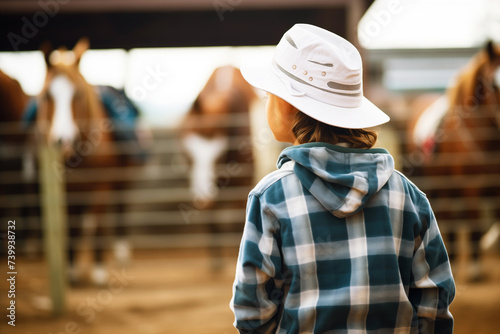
[0,70,30,218]
[409,41,500,280]
[35,38,133,285]
[181,65,256,269]
[0,70,29,126]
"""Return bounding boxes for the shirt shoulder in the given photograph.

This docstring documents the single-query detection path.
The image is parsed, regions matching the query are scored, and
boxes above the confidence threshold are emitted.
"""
[393,169,428,200]
[389,170,434,226]
[250,161,295,197]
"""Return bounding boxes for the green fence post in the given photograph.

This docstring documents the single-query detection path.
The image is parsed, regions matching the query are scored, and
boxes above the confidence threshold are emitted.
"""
[38,144,67,316]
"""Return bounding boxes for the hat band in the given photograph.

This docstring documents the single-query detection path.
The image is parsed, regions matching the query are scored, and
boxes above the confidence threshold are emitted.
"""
[273,60,361,98]
[272,59,363,108]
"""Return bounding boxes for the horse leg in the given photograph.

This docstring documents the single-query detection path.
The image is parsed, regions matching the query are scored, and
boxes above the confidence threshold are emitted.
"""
[88,185,113,286]
[19,148,41,258]
[430,184,458,266]
[68,206,83,285]
[462,188,484,282]
[113,203,131,266]
[92,221,108,286]
[208,220,224,273]
[112,180,131,267]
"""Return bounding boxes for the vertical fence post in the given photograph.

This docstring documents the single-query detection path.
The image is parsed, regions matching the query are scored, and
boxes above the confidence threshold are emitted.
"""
[38,144,67,316]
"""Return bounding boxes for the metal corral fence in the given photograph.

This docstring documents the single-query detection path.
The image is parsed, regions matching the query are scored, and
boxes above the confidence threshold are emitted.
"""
[0,119,257,258]
[1,107,499,263]
[389,106,500,270]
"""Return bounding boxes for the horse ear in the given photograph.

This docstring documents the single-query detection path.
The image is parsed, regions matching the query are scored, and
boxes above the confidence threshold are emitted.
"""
[39,40,53,67]
[73,37,90,65]
[486,40,497,61]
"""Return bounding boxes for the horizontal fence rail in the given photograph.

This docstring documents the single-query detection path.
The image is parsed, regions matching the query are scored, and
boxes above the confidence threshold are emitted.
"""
[1,107,499,261]
[0,120,254,258]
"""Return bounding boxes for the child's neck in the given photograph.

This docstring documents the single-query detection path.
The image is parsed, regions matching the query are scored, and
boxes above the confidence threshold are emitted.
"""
[293,140,352,148]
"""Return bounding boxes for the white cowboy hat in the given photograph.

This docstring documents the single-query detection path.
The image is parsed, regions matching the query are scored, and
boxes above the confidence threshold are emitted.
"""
[241,24,390,129]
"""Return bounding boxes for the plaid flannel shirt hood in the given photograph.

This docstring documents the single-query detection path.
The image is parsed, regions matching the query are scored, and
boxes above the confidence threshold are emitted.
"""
[231,142,455,333]
[278,143,394,218]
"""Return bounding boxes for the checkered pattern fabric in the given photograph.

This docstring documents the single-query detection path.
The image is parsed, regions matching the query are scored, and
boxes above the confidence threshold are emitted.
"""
[230,143,455,334]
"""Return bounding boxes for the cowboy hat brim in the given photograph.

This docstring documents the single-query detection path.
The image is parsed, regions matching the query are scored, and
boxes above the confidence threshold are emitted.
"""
[241,60,390,129]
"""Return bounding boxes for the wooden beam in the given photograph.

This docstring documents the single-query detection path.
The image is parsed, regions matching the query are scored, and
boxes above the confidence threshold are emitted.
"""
[38,144,68,317]
[0,0,350,13]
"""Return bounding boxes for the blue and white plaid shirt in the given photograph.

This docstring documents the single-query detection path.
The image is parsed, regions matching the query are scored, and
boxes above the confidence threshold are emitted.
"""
[230,143,455,334]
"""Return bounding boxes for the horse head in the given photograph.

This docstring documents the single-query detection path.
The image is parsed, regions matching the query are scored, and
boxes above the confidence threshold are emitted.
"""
[485,41,500,130]
[36,38,104,156]
[447,40,500,131]
[187,65,256,138]
[181,66,256,209]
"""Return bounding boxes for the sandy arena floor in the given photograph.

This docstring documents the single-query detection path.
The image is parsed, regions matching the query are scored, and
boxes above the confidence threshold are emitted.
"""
[1,249,499,334]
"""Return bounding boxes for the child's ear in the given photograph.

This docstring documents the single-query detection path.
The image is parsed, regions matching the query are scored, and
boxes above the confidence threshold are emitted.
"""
[273,94,296,116]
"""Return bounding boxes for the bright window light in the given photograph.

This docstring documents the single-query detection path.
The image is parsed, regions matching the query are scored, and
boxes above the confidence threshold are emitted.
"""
[0,46,274,127]
[358,0,495,49]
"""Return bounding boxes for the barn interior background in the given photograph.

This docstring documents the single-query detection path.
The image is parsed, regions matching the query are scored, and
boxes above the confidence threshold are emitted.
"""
[0,0,499,333]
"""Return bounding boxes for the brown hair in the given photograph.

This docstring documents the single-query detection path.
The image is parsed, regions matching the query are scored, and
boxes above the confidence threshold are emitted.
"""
[291,109,378,149]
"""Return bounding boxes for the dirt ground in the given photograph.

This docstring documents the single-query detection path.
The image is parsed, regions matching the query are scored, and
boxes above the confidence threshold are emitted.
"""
[1,249,500,334]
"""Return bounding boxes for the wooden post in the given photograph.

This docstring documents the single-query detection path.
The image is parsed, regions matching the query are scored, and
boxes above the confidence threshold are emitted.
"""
[38,144,67,316]
[346,0,365,47]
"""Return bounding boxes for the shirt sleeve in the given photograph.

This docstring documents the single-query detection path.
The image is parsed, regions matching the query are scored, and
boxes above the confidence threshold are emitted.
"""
[230,193,284,334]
[409,195,456,334]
